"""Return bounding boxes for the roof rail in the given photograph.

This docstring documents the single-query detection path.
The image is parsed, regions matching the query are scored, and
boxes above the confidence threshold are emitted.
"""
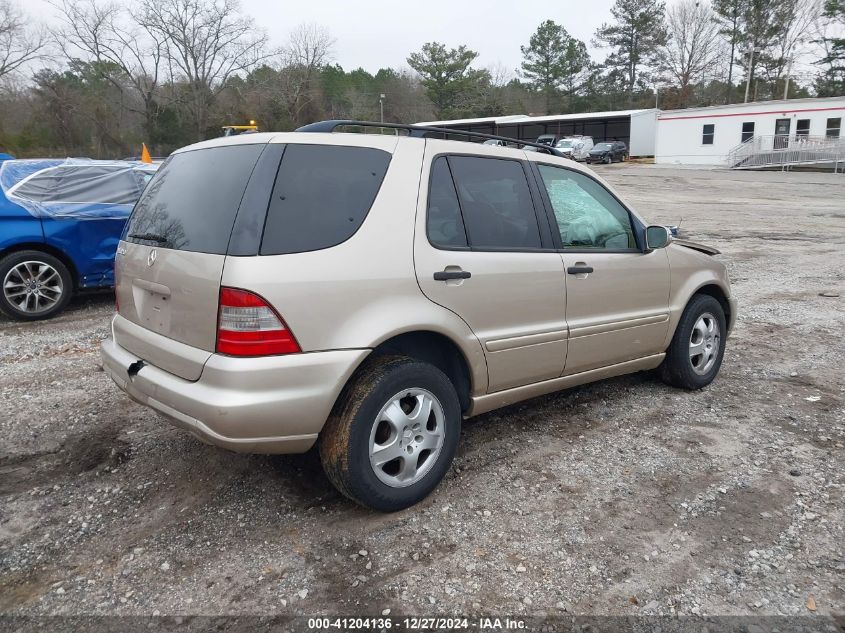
[294,120,569,158]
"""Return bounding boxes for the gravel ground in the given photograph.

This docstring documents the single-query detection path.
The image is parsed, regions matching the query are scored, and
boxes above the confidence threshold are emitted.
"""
[0,166,843,620]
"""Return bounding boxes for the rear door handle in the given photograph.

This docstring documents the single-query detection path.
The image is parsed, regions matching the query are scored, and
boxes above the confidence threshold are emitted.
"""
[567,266,594,275]
[434,270,472,281]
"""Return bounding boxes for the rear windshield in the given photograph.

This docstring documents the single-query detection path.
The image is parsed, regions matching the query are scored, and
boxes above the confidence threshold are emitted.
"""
[124,144,263,254]
[260,144,391,255]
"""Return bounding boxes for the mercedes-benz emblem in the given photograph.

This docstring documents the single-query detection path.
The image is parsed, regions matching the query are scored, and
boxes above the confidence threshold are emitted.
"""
[147,249,157,267]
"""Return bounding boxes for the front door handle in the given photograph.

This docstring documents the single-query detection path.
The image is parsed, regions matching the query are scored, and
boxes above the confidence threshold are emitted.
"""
[434,270,472,281]
[567,266,594,275]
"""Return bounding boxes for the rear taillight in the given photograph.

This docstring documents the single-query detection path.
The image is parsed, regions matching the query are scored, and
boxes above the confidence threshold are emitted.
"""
[216,287,301,356]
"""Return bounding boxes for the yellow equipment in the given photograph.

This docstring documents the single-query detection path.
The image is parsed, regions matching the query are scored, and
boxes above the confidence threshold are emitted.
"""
[221,120,258,137]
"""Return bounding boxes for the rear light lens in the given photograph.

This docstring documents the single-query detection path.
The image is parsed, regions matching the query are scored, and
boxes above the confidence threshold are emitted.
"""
[216,287,301,356]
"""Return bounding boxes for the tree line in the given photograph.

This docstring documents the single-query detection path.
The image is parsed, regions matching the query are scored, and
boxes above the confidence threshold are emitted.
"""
[0,0,842,158]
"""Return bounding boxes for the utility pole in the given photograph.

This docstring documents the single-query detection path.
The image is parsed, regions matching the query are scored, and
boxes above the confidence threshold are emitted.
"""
[783,57,794,100]
[744,47,757,103]
[379,94,385,123]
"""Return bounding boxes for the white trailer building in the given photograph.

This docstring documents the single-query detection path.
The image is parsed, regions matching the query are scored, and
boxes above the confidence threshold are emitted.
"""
[655,97,845,166]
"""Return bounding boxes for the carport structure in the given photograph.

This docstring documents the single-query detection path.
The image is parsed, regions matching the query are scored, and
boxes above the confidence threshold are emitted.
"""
[416,109,659,157]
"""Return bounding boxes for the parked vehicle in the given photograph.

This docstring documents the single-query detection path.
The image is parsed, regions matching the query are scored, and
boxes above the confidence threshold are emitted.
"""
[482,139,508,147]
[101,122,736,512]
[555,136,594,161]
[586,141,628,164]
[0,159,158,320]
[535,134,560,146]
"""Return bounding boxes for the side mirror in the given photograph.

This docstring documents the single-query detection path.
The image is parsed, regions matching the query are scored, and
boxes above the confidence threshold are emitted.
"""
[645,225,672,251]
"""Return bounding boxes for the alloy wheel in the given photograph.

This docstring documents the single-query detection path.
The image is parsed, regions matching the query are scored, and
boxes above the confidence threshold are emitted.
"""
[3,260,64,314]
[689,312,720,375]
[369,388,445,488]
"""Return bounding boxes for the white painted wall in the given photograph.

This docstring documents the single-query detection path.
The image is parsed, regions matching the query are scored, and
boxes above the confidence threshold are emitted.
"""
[654,97,845,165]
[629,110,658,157]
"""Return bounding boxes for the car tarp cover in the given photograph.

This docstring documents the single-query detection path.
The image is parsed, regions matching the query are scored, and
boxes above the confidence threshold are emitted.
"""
[0,158,155,219]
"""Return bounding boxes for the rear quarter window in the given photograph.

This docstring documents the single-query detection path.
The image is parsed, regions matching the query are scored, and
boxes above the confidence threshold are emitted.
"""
[260,144,391,255]
[124,144,264,254]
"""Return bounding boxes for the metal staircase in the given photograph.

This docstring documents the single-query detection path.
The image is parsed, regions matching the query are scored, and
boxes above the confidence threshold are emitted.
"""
[727,135,845,171]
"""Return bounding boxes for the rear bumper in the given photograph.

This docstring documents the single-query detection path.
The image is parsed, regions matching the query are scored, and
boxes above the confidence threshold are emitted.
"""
[100,336,369,454]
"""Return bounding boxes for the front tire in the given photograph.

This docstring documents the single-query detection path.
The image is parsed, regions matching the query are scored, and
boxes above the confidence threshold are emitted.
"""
[0,250,73,321]
[660,294,727,390]
[319,356,461,512]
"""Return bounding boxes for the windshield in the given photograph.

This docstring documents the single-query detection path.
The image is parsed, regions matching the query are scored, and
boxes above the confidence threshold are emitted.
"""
[556,140,574,148]
[594,143,612,151]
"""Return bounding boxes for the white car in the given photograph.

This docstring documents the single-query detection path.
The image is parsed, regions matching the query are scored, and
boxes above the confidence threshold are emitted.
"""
[555,136,594,162]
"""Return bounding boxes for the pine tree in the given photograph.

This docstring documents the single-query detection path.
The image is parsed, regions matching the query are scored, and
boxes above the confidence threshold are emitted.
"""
[815,0,845,96]
[520,20,590,114]
[594,0,669,106]
[712,0,748,102]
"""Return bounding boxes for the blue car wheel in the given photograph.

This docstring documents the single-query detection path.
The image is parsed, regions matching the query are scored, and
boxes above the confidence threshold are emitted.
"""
[0,250,73,321]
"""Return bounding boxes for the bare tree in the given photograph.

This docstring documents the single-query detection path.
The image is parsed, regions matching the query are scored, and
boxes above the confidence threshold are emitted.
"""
[140,0,269,140]
[658,0,724,106]
[0,0,47,80]
[761,0,822,94]
[277,23,334,127]
[51,0,165,146]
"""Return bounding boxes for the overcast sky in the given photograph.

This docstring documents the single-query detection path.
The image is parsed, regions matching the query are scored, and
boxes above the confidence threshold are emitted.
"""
[29,0,621,74]
[27,0,824,82]
[239,0,619,73]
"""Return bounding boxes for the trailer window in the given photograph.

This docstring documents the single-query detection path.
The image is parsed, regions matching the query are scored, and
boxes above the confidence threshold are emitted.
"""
[702,124,715,145]
[796,119,810,138]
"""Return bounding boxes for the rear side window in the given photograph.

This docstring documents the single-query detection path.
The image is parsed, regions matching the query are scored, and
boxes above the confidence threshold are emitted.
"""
[427,157,467,248]
[260,145,391,255]
[447,156,541,249]
[125,144,263,254]
[15,167,142,204]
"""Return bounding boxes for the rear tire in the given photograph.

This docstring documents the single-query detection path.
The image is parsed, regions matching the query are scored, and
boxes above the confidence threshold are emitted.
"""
[0,250,73,321]
[319,355,461,512]
[660,294,726,390]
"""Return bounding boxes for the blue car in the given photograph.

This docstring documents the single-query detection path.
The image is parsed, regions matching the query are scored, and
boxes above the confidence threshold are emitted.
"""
[0,159,158,320]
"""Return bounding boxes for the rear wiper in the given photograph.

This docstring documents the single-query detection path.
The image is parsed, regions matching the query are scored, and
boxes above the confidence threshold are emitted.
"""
[128,233,167,243]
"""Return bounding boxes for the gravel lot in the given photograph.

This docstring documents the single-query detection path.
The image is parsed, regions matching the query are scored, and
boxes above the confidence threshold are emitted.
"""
[1,165,843,621]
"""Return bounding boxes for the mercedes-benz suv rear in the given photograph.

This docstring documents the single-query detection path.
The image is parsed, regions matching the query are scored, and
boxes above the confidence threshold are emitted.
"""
[103,125,735,512]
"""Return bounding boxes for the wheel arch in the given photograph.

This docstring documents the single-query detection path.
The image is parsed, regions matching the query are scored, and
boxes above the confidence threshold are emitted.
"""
[693,283,731,327]
[0,242,80,291]
[368,330,474,414]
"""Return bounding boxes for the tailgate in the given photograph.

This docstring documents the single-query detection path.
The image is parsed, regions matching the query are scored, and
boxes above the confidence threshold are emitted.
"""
[113,142,268,380]
[114,243,225,380]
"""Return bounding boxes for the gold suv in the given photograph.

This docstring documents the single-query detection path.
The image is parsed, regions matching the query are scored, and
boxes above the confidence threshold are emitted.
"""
[101,122,736,511]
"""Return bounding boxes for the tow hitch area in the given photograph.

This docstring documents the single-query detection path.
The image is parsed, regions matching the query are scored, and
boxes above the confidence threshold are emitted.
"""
[127,360,146,378]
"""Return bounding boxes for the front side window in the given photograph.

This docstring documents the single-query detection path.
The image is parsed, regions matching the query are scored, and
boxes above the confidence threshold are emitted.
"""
[826,118,841,138]
[447,156,541,250]
[537,164,636,250]
[702,124,715,145]
[427,157,467,248]
[741,122,755,143]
